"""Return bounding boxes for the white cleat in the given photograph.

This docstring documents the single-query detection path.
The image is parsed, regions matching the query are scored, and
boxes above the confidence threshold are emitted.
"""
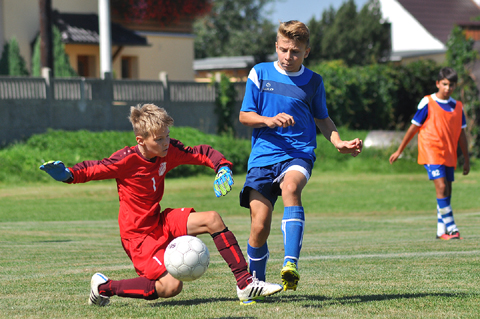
[236,273,282,304]
[88,273,110,306]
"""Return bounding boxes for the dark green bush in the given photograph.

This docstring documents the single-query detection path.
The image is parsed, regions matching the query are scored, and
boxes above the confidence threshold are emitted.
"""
[1,127,456,185]
[311,59,439,131]
[0,128,251,183]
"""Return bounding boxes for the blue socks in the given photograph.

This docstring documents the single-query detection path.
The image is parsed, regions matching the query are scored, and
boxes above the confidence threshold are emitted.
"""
[282,206,305,267]
[247,242,269,281]
[437,196,457,234]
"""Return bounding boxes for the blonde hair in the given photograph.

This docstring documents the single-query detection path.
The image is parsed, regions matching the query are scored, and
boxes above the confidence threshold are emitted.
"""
[129,103,174,138]
[277,20,310,48]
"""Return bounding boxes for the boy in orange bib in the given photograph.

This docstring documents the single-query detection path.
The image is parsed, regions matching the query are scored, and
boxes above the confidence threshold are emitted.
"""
[389,67,470,240]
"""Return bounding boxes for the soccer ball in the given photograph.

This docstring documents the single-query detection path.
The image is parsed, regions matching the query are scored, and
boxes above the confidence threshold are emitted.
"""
[164,235,210,282]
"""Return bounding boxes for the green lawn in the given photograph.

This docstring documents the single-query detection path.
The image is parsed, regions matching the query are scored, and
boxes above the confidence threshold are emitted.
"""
[1,171,479,318]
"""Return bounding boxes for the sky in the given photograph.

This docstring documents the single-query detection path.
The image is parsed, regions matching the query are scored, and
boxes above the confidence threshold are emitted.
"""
[267,0,370,24]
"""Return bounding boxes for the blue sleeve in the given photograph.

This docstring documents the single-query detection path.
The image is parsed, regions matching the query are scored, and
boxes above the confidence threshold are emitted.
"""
[312,78,329,120]
[411,96,429,126]
[241,68,260,113]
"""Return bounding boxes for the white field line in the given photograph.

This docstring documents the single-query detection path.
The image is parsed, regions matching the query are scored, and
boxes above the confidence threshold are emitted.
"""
[211,249,480,264]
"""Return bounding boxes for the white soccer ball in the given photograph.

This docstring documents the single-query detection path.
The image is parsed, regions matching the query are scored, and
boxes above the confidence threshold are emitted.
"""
[164,235,210,282]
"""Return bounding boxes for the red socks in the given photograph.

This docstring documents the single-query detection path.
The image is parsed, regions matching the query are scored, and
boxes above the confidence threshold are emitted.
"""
[99,276,158,300]
[212,228,250,289]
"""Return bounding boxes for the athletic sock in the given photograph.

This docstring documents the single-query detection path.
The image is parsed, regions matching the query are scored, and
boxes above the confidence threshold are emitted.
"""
[98,277,158,300]
[437,207,446,237]
[437,196,458,233]
[212,228,250,289]
[282,206,305,267]
[247,241,269,281]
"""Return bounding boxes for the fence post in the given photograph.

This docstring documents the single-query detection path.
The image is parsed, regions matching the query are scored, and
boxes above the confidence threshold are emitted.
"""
[41,67,53,128]
[159,71,169,102]
[102,71,113,129]
[41,67,52,100]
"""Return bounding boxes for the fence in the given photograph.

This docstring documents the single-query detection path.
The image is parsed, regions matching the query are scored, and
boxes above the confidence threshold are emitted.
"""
[0,74,250,146]
[0,76,246,102]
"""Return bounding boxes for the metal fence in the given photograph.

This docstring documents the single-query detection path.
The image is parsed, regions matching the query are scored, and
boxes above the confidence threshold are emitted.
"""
[0,77,47,99]
[0,76,247,102]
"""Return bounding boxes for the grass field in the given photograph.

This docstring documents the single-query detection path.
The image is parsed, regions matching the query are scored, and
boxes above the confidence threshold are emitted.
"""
[1,170,479,318]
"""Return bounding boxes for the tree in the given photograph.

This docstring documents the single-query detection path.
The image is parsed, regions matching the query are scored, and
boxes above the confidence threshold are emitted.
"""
[0,37,29,76]
[446,25,480,156]
[306,7,335,66]
[193,0,276,63]
[308,0,390,66]
[214,73,237,135]
[111,0,211,25]
[32,25,77,77]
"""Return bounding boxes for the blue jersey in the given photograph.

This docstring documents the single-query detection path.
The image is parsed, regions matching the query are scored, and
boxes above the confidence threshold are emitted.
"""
[412,93,467,128]
[241,62,329,170]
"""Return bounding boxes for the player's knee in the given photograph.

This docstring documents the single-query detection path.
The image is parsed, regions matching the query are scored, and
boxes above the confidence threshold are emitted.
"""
[204,210,225,232]
[156,279,183,298]
[252,221,271,238]
[282,181,301,197]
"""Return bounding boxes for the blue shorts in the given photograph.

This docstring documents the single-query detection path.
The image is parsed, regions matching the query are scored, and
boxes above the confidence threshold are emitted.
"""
[240,158,313,209]
[424,164,454,181]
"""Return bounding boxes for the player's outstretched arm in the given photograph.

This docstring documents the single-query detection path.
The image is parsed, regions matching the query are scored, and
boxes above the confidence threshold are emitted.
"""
[213,166,234,197]
[315,117,362,157]
[39,160,72,182]
[389,124,420,164]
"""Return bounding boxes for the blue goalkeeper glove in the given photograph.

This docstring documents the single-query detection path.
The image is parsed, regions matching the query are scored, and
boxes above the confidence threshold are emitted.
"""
[39,160,72,182]
[213,166,234,197]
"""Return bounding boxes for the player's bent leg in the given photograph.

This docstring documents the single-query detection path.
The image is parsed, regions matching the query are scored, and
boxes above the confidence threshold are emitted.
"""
[186,210,226,236]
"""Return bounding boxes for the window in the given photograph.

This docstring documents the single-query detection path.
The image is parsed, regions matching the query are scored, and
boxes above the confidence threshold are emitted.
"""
[77,55,96,77]
[121,56,138,79]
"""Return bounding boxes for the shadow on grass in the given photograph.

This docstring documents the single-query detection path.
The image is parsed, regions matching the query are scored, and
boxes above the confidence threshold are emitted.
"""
[148,292,473,308]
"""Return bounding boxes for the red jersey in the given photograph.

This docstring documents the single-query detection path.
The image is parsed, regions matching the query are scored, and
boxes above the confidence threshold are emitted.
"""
[417,95,463,168]
[68,139,232,239]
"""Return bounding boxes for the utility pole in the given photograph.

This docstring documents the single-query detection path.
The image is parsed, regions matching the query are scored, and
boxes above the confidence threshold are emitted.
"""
[98,0,112,79]
[39,0,54,77]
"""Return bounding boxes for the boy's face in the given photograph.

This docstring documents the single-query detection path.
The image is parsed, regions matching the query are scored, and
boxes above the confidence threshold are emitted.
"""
[436,78,456,100]
[136,126,170,159]
[275,35,310,72]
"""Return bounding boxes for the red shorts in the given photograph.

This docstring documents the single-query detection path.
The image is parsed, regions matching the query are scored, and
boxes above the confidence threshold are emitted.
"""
[121,207,193,280]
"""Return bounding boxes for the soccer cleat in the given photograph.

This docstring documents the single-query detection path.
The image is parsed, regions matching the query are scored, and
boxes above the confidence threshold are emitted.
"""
[236,273,282,304]
[281,261,300,291]
[88,273,110,306]
[240,296,265,306]
[448,231,463,240]
[436,231,463,240]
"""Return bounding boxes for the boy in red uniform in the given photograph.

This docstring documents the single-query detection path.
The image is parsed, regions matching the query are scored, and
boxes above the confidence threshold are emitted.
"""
[389,67,470,240]
[40,104,282,306]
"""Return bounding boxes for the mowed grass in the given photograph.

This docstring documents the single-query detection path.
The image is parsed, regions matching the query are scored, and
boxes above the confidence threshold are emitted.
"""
[1,170,480,318]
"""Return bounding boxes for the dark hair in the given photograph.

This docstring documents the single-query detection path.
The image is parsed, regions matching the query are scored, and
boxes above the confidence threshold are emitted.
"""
[437,67,458,83]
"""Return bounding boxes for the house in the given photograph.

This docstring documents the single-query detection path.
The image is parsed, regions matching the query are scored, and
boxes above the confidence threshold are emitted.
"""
[0,0,198,80]
[380,0,480,64]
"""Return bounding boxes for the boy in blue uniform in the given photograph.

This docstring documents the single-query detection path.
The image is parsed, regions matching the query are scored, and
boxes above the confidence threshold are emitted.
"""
[389,67,470,240]
[239,20,363,296]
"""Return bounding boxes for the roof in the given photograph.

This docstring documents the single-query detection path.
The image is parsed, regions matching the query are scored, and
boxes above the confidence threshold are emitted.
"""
[389,49,446,61]
[397,0,480,44]
[52,10,148,46]
[194,55,277,71]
